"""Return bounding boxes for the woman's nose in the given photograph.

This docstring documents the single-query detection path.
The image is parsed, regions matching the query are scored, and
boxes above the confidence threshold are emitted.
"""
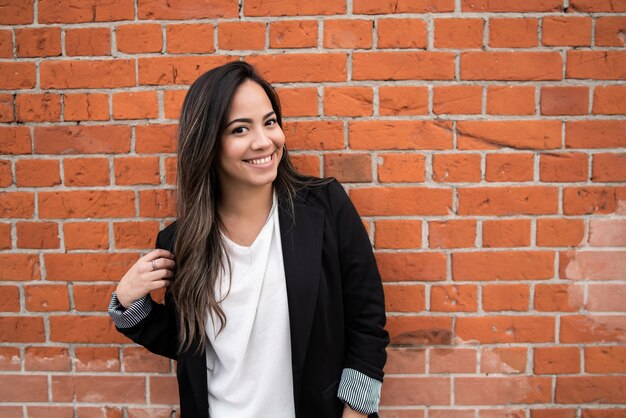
[251,128,273,149]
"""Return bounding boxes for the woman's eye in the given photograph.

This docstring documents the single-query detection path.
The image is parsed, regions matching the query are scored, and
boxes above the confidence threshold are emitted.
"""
[265,118,277,126]
[232,126,247,134]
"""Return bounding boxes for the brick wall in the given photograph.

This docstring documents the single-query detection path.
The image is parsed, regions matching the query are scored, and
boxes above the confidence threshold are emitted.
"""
[1,0,625,417]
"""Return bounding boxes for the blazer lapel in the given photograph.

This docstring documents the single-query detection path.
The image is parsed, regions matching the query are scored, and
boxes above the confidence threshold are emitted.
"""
[278,191,324,410]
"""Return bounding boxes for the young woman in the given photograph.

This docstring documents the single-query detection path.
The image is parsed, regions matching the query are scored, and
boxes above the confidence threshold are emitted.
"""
[108,61,389,418]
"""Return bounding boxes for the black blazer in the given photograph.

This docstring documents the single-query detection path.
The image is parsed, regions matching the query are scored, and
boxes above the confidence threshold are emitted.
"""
[116,179,389,418]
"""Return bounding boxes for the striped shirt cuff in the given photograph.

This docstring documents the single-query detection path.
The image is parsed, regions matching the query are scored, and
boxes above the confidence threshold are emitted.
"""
[337,367,382,415]
[108,292,154,329]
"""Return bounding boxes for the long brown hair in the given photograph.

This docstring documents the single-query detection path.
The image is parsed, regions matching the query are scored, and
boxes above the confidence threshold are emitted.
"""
[173,61,320,354]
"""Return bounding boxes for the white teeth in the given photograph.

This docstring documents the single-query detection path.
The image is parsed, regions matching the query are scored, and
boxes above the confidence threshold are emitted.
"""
[246,155,272,165]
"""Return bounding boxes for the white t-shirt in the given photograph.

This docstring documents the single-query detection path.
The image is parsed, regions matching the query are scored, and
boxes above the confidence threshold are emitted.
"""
[205,194,295,418]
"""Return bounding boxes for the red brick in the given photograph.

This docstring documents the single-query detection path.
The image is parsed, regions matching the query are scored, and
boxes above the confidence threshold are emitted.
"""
[433,85,482,115]
[74,406,123,418]
[39,190,135,218]
[138,55,234,85]
[0,161,11,188]
[247,53,346,83]
[16,222,59,249]
[64,93,109,121]
[385,347,425,374]
[432,153,481,182]
[561,315,626,343]
[73,284,115,312]
[587,284,626,312]
[377,153,425,183]
[539,152,588,182]
[0,62,36,89]
[45,253,138,282]
[0,254,40,280]
[41,59,135,89]
[487,85,535,115]
[457,376,551,404]
[381,377,450,406]
[376,252,447,282]
[113,221,160,249]
[0,192,34,218]
[324,86,372,117]
[481,347,527,374]
[537,218,584,247]
[386,316,452,345]
[0,317,45,342]
[483,219,531,248]
[431,284,478,312]
[25,284,69,312]
[25,346,70,371]
[276,88,318,117]
[245,0,344,16]
[123,346,170,373]
[282,121,343,150]
[163,90,187,119]
[150,376,180,404]
[428,219,476,249]
[0,286,19,312]
[567,120,626,149]
[36,125,130,155]
[430,348,477,373]
[65,27,111,56]
[543,16,592,46]
[15,27,61,57]
[289,154,319,177]
[127,408,176,418]
[556,376,626,404]
[593,85,626,115]
[64,222,109,250]
[52,375,145,402]
[384,284,425,313]
[270,20,317,48]
[489,18,539,48]
[595,16,626,46]
[136,124,178,154]
[0,30,11,58]
[458,187,558,216]
[571,0,626,11]
[462,0,561,11]
[534,346,580,374]
[0,0,33,24]
[457,316,555,343]
[113,91,159,120]
[375,220,421,249]
[483,284,530,311]
[563,186,625,215]
[585,346,626,373]
[354,0,454,14]
[430,411,472,418]
[0,375,47,401]
[323,153,371,183]
[16,93,61,122]
[379,86,428,116]
[15,159,61,187]
[0,94,14,122]
[138,0,237,19]
[532,409,576,418]
[139,189,176,217]
[114,156,160,185]
[50,316,128,344]
[434,18,483,49]
[349,120,453,150]
[378,18,426,49]
[453,250,553,281]
[350,187,452,216]
[75,346,120,372]
[167,23,214,54]
[592,153,626,183]
[458,121,561,150]
[218,21,265,50]
[589,218,626,247]
[353,51,454,80]
[324,19,372,49]
[541,86,589,116]
[473,151,521,183]
[534,284,584,312]
[480,409,525,418]
[39,0,134,23]
[64,157,110,187]
[567,51,626,80]
[461,52,561,81]
[582,409,626,418]
[0,347,20,370]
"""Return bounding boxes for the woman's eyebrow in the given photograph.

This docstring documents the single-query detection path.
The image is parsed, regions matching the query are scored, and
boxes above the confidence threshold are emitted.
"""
[224,111,276,128]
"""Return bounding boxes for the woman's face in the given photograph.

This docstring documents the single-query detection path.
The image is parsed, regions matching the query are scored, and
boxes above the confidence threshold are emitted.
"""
[217,80,285,193]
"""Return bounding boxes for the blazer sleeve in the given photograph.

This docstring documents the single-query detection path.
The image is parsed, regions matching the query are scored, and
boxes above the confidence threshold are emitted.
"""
[108,229,180,361]
[328,180,389,381]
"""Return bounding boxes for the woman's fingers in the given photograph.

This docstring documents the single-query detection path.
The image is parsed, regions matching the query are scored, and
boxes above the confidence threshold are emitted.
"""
[144,248,175,261]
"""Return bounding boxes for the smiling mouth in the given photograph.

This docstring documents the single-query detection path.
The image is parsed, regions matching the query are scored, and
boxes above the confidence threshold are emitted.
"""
[244,153,274,165]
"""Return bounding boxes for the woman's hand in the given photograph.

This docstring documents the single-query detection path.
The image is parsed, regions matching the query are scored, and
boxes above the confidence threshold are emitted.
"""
[342,403,368,418]
[115,249,175,308]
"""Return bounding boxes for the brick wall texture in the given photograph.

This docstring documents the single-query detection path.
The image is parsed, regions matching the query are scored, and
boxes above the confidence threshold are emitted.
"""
[1,0,625,416]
